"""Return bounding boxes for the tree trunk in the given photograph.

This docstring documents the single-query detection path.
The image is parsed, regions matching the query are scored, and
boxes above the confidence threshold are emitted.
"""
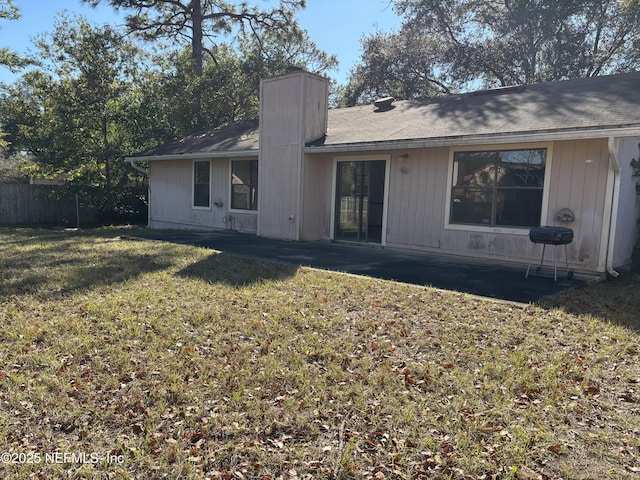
[191,0,203,76]
[102,115,110,190]
[190,0,204,122]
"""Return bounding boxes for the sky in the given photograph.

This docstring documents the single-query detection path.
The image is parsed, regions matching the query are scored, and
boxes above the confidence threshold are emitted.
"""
[0,0,402,85]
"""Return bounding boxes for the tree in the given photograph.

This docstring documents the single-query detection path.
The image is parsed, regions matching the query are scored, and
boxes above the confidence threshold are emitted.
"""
[237,26,338,107]
[81,0,307,77]
[343,29,453,105]
[1,15,148,219]
[0,0,29,73]
[0,10,337,218]
[1,0,30,149]
[346,0,640,104]
[129,23,337,138]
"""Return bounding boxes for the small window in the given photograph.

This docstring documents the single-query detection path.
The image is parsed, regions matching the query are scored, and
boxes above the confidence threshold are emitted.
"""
[193,161,210,208]
[231,159,258,211]
[450,148,546,228]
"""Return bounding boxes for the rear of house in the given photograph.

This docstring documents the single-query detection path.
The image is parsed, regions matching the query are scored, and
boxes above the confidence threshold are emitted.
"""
[128,70,640,277]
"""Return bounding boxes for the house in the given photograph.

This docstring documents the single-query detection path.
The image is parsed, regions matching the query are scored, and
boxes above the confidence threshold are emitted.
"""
[127,69,640,277]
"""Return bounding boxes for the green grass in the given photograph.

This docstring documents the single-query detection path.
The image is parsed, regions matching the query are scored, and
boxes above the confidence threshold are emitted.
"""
[0,226,638,479]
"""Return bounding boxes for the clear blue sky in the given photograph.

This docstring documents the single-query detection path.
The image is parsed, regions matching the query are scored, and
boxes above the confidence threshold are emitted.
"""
[0,0,402,85]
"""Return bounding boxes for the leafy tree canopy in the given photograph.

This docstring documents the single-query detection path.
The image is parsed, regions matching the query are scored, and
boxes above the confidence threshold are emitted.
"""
[0,0,30,73]
[0,10,337,217]
[1,0,29,148]
[346,0,640,104]
[1,15,148,217]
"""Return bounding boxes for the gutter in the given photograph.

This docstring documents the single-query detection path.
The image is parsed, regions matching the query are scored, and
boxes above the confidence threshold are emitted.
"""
[124,149,258,162]
[606,136,621,277]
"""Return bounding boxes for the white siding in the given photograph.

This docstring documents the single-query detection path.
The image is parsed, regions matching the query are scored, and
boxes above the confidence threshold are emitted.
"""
[258,70,329,240]
[546,139,609,269]
[612,137,640,268]
[258,145,301,240]
[304,76,330,144]
[312,139,612,274]
[301,153,333,241]
[148,158,257,233]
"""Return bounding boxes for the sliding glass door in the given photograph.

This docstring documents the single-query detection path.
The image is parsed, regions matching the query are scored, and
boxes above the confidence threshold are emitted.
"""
[335,160,386,243]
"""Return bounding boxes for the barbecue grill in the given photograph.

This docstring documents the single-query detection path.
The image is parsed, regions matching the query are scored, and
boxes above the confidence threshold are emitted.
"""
[525,226,574,281]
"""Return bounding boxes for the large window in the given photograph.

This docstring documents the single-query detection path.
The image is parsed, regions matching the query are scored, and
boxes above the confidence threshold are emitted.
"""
[450,148,546,228]
[193,160,211,208]
[231,159,258,211]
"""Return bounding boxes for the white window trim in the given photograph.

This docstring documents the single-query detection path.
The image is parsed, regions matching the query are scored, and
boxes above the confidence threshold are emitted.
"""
[444,142,554,235]
[192,159,212,210]
[228,157,259,215]
[330,154,391,245]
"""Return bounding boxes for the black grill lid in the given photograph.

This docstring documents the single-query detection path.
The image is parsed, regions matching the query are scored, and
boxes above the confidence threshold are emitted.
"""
[529,226,574,245]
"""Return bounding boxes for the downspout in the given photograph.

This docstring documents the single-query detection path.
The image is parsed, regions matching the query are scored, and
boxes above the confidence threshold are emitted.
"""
[127,158,149,176]
[606,137,620,277]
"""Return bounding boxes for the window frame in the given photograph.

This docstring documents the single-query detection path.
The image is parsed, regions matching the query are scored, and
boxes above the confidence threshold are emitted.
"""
[444,143,553,235]
[192,160,212,210]
[229,158,259,213]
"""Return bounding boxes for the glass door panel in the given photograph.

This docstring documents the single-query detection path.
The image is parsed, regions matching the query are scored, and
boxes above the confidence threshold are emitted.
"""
[335,160,385,243]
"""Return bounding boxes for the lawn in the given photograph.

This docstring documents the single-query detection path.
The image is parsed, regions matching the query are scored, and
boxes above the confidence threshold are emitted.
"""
[0,226,638,480]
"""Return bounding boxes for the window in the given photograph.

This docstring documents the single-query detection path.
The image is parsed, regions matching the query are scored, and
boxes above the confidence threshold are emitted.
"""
[231,159,258,211]
[193,161,210,208]
[450,148,546,228]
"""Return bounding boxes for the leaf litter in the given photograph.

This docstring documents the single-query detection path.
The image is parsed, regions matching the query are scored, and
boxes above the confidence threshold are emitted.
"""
[0,227,638,479]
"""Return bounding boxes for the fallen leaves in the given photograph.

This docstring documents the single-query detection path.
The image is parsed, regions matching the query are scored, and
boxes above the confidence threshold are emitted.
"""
[0,228,639,479]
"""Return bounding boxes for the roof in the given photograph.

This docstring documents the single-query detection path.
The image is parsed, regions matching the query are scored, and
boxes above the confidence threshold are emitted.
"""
[130,72,640,160]
[319,72,640,149]
[129,119,259,159]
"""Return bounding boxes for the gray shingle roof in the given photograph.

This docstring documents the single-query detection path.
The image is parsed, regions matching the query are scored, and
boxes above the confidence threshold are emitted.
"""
[130,119,259,158]
[319,72,640,147]
[131,72,640,159]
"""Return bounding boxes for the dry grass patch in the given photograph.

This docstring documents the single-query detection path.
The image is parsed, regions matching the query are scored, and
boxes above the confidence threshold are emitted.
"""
[0,227,638,479]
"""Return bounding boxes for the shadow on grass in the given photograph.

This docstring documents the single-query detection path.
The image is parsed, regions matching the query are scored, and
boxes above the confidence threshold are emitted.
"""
[176,251,298,287]
[0,227,175,299]
[0,250,176,299]
[538,268,640,331]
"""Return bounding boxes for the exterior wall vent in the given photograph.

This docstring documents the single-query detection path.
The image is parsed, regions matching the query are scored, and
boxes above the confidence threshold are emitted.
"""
[374,96,395,112]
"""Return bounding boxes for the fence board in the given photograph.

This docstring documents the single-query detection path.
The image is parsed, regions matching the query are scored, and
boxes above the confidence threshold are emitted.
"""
[0,184,94,225]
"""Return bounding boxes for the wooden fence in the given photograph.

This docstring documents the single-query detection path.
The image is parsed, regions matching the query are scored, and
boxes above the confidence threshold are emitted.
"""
[0,183,97,225]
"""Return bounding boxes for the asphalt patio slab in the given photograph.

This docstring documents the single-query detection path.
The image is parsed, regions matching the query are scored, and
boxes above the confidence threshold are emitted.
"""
[134,230,588,304]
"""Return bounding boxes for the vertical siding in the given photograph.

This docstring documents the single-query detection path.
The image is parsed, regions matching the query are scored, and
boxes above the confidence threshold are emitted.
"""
[386,147,450,250]
[259,145,301,239]
[380,139,610,274]
[149,159,231,230]
[613,137,640,267]
[260,75,303,147]
[301,153,333,240]
[149,160,188,223]
[547,139,609,271]
[304,76,329,144]
[259,74,303,240]
[258,71,329,240]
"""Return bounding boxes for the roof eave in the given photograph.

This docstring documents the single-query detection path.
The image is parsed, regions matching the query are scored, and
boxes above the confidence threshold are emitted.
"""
[125,149,259,162]
[304,126,640,154]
